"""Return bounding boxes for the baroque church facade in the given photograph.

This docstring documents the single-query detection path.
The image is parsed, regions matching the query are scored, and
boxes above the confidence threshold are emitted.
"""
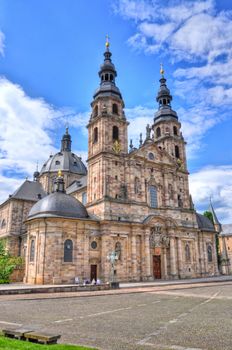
[0,42,219,284]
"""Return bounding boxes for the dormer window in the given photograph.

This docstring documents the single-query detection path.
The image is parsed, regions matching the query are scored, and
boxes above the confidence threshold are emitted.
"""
[55,160,60,165]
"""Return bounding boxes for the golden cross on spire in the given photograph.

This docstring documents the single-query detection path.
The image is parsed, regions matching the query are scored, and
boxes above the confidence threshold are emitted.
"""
[160,63,164,77]
[105,34,110,48]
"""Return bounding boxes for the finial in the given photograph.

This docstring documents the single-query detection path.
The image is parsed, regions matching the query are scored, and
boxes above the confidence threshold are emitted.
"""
[160,63,164,77]
[36,160,38,172]
[58,170,63,178]
[139,133,143,147]
[65,122,69,134]
[105,34,110,49]
[129,139,133,151]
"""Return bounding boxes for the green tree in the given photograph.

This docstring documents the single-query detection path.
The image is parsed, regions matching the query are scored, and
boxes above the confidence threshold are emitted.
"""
[203,210,213,223]
[203,211,221,265]
[0,239,23,284]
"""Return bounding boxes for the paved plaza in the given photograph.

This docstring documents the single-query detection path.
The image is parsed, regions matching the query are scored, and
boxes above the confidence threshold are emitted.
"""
[0,280,232,350]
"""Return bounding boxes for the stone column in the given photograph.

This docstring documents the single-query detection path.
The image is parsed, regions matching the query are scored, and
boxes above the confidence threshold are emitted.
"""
[177,238,183,278]
[170,236,177,278]
[144,233,151,279]
[194,238,200,275]
[163,247,168,279]
[131,235,137,280]
[213,236,219,275]
[101,233,109,282]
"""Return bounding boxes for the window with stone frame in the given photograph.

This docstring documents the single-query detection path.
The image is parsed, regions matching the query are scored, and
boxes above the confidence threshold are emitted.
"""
[82,192,87,205]
[185,243,191,262]
[112,125,119,140]
[173,126,178,135]
[175,145,180,158]
[156,127,161,138]
[30,239,35,262]
[112,103,118,115]
[93,105,98,117]
[115,241,122,260]
[1,219,6,228]
[64,239,73,263]
[93,127,98,143]
[207,244,213,262]
[149,185,158,208]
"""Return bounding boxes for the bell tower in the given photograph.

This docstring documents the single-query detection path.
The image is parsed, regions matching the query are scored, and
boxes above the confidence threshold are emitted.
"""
[152,65,187,170]
[87,38,129,211]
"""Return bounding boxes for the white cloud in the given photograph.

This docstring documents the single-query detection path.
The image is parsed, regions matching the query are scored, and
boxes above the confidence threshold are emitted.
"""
[0,30,5,56]
[190,166,232,224]
[0,77,88,203]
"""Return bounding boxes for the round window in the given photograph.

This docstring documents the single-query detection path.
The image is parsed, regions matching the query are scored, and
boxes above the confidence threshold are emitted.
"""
[148,152,155,160]
[91,241,97,249]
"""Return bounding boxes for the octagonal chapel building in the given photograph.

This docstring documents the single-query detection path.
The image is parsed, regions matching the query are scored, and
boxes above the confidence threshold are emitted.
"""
[0,42,219,284]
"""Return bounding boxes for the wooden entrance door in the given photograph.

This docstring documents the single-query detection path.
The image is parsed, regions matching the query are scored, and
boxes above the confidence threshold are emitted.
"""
[153,255,161,279]
[90,264,97,282]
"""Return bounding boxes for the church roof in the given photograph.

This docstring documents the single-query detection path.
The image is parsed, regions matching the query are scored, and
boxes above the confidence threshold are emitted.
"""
[10,180,46,202]
[196,213,215,231]
[28,191,88,220]
[66,176,87,195]
[28,173,89,220]
[40,151,87,175]
[221,224,232,236]
[40,128,87,176]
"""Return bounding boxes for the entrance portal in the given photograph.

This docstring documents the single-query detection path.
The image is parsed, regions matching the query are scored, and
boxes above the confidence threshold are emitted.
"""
[90,264,97,281]
[153,255,161,279]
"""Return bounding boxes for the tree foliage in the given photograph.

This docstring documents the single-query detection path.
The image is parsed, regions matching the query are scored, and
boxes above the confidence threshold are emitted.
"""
[0,239,23,284]
[203,210,213,223]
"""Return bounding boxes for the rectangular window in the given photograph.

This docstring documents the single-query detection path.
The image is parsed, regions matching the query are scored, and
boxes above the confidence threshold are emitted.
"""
[150,186,158,208]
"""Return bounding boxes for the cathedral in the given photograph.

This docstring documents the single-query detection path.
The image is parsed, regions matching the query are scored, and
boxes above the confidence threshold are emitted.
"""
[0,41,219,284]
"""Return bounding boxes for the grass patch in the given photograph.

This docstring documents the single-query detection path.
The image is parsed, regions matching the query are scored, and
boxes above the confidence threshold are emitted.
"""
[0,336,96,350]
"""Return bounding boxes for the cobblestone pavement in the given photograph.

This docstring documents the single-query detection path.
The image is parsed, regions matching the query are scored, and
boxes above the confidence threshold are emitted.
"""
[0,281,232,350]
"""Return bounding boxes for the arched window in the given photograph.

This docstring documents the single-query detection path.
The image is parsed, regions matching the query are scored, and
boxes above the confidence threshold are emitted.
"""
[93,105,98,117]
[1,219,6,228]
[163,99,166,105]
[112,125,119,140]
[110,74,113,81]
[112,103,118,115]
[156,127,161,138]
[149,185,158,208]
[178,194,183,208]
[64,239,73,262]
[175,145,180,158]
[115,242,122,260]
[30,239,35,262]
[185,243,191,262]
[134,177,140,194]
[93,127,98,143]
[105,73,109,81]
[173,126,178,135]
[82,192,87,205]
[207,244,213,262]
[55,160,60,165]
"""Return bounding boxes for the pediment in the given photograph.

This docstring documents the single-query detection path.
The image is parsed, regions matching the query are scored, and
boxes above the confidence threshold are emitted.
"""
[129,140,176,166]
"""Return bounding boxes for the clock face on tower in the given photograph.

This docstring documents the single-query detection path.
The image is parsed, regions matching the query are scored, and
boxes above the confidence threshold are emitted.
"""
[112,140,121,154]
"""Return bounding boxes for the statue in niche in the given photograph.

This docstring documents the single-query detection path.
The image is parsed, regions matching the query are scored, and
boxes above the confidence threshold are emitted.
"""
[150,226,170,248]
[168,184,174,200]
[119,184,127,199]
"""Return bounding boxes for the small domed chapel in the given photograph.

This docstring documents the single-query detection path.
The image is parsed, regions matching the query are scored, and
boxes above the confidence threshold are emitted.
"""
[0,41,219,284]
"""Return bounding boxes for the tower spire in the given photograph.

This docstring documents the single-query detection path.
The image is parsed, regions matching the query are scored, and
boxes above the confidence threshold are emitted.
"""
[61,126,72,152]
[209,198,222,232]
[92,37,123,102]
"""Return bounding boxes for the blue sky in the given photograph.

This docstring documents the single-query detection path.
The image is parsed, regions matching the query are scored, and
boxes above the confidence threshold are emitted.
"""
[0,0,232,223]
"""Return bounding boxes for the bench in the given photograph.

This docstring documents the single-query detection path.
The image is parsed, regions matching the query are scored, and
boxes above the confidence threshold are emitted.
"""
[2,328,61,344]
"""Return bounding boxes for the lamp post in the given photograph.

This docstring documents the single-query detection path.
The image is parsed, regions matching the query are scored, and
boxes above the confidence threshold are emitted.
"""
[107,251,119,288]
